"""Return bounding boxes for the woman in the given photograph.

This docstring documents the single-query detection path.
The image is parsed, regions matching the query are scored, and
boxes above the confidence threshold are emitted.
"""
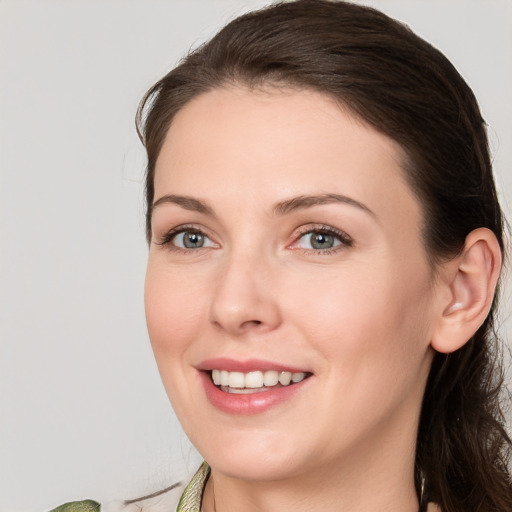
[51,0,511,510]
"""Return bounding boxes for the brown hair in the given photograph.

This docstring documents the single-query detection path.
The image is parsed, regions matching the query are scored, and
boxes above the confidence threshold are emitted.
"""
[136,1,512,510]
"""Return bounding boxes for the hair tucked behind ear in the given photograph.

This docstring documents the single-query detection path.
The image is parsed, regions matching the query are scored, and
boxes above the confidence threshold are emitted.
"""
[136,1,512,509]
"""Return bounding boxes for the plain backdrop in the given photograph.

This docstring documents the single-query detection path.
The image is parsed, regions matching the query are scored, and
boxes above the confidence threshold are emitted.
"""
[1,1,511,511]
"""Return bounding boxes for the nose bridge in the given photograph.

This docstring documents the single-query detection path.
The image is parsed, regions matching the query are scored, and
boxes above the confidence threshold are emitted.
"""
[209,244,281,335]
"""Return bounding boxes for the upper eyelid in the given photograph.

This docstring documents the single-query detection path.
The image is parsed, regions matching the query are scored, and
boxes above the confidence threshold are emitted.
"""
[293,224,352,240]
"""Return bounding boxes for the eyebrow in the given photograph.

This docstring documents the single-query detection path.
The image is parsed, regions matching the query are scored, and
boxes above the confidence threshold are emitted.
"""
[151,192,374,218]
[273,193,375,217]
[152,194,215,216]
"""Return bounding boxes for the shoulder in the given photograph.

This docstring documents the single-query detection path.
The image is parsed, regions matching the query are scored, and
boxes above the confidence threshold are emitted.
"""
[48,481,187,512]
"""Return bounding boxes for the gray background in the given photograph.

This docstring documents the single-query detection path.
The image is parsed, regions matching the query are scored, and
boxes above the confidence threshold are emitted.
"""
[1,1,511,511]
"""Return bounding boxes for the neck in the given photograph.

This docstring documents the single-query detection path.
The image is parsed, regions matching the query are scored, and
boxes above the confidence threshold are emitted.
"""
[202,441,420,512]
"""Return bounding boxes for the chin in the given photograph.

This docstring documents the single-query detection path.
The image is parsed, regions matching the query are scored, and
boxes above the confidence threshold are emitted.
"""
[208,453,305,482]
[191,429,314,482]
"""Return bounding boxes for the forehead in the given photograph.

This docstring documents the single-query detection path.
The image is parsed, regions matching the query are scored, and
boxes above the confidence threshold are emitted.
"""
[153,86,421,226]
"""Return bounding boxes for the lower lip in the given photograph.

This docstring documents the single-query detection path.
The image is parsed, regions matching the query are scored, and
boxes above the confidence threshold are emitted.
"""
[199,371,311,415]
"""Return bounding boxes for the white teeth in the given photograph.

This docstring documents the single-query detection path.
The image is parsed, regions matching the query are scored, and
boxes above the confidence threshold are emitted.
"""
[279,372,292,386]
[245,371,264,388]
[220,370,230,386]
[228,371,245,388]
[210,369,308,390]
[291,372,306,383]
[263,370,279,386]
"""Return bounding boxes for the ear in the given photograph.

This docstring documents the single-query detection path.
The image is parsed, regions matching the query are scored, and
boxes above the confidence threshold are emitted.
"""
[430,228,502,354]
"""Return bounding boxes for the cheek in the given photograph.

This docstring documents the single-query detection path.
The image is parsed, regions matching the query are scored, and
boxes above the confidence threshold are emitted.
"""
[281,261,433,367]
[144,263,205,360]
[144,263,211,422]
[288,264,434,429]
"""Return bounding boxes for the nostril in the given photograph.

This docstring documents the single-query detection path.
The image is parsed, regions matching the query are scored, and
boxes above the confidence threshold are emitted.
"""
[243,320,262,327]
[209,293,282,334]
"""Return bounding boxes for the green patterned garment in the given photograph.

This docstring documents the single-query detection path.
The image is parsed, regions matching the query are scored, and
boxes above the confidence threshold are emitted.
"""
[49,500,100,512]
[176,461,211,512]
[48,462,210,512]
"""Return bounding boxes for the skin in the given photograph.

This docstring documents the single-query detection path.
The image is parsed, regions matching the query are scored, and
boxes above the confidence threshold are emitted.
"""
[145,86,448,511]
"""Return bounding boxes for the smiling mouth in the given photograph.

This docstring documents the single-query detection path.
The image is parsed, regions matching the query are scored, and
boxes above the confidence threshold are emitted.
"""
[210,369,311,394]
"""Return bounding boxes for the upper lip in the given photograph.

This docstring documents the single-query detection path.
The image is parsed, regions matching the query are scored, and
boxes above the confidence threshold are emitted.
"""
[196,357,311,374]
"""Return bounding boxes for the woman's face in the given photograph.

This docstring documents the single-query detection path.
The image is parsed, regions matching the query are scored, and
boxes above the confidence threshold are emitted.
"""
[145,86,443,482]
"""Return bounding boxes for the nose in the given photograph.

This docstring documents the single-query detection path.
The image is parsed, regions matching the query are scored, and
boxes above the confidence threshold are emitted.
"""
[209,252,282,336]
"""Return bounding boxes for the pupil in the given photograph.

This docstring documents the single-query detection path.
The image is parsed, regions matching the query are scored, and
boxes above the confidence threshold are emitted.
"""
[311,232,333,249]
[184,232,204,248]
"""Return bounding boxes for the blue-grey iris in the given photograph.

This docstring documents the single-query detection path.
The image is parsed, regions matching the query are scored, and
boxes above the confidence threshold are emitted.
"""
[183,232,204,248]
[310,232,335,249]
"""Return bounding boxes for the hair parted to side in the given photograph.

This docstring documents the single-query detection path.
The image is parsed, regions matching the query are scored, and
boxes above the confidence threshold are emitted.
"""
[136,1,512,510]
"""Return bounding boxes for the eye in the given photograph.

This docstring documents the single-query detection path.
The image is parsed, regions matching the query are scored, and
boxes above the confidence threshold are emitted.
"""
[299,231,340,250]
[157,227,217,250]
[174,231,212,249]
[292,226,352,253]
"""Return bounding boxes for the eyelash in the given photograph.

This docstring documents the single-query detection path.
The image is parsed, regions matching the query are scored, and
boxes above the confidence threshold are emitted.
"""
[155,224,353,254]
[291,224,353,254]
[156,224,214,252]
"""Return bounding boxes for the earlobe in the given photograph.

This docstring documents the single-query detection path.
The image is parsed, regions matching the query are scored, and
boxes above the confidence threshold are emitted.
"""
[431,228,502,354]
